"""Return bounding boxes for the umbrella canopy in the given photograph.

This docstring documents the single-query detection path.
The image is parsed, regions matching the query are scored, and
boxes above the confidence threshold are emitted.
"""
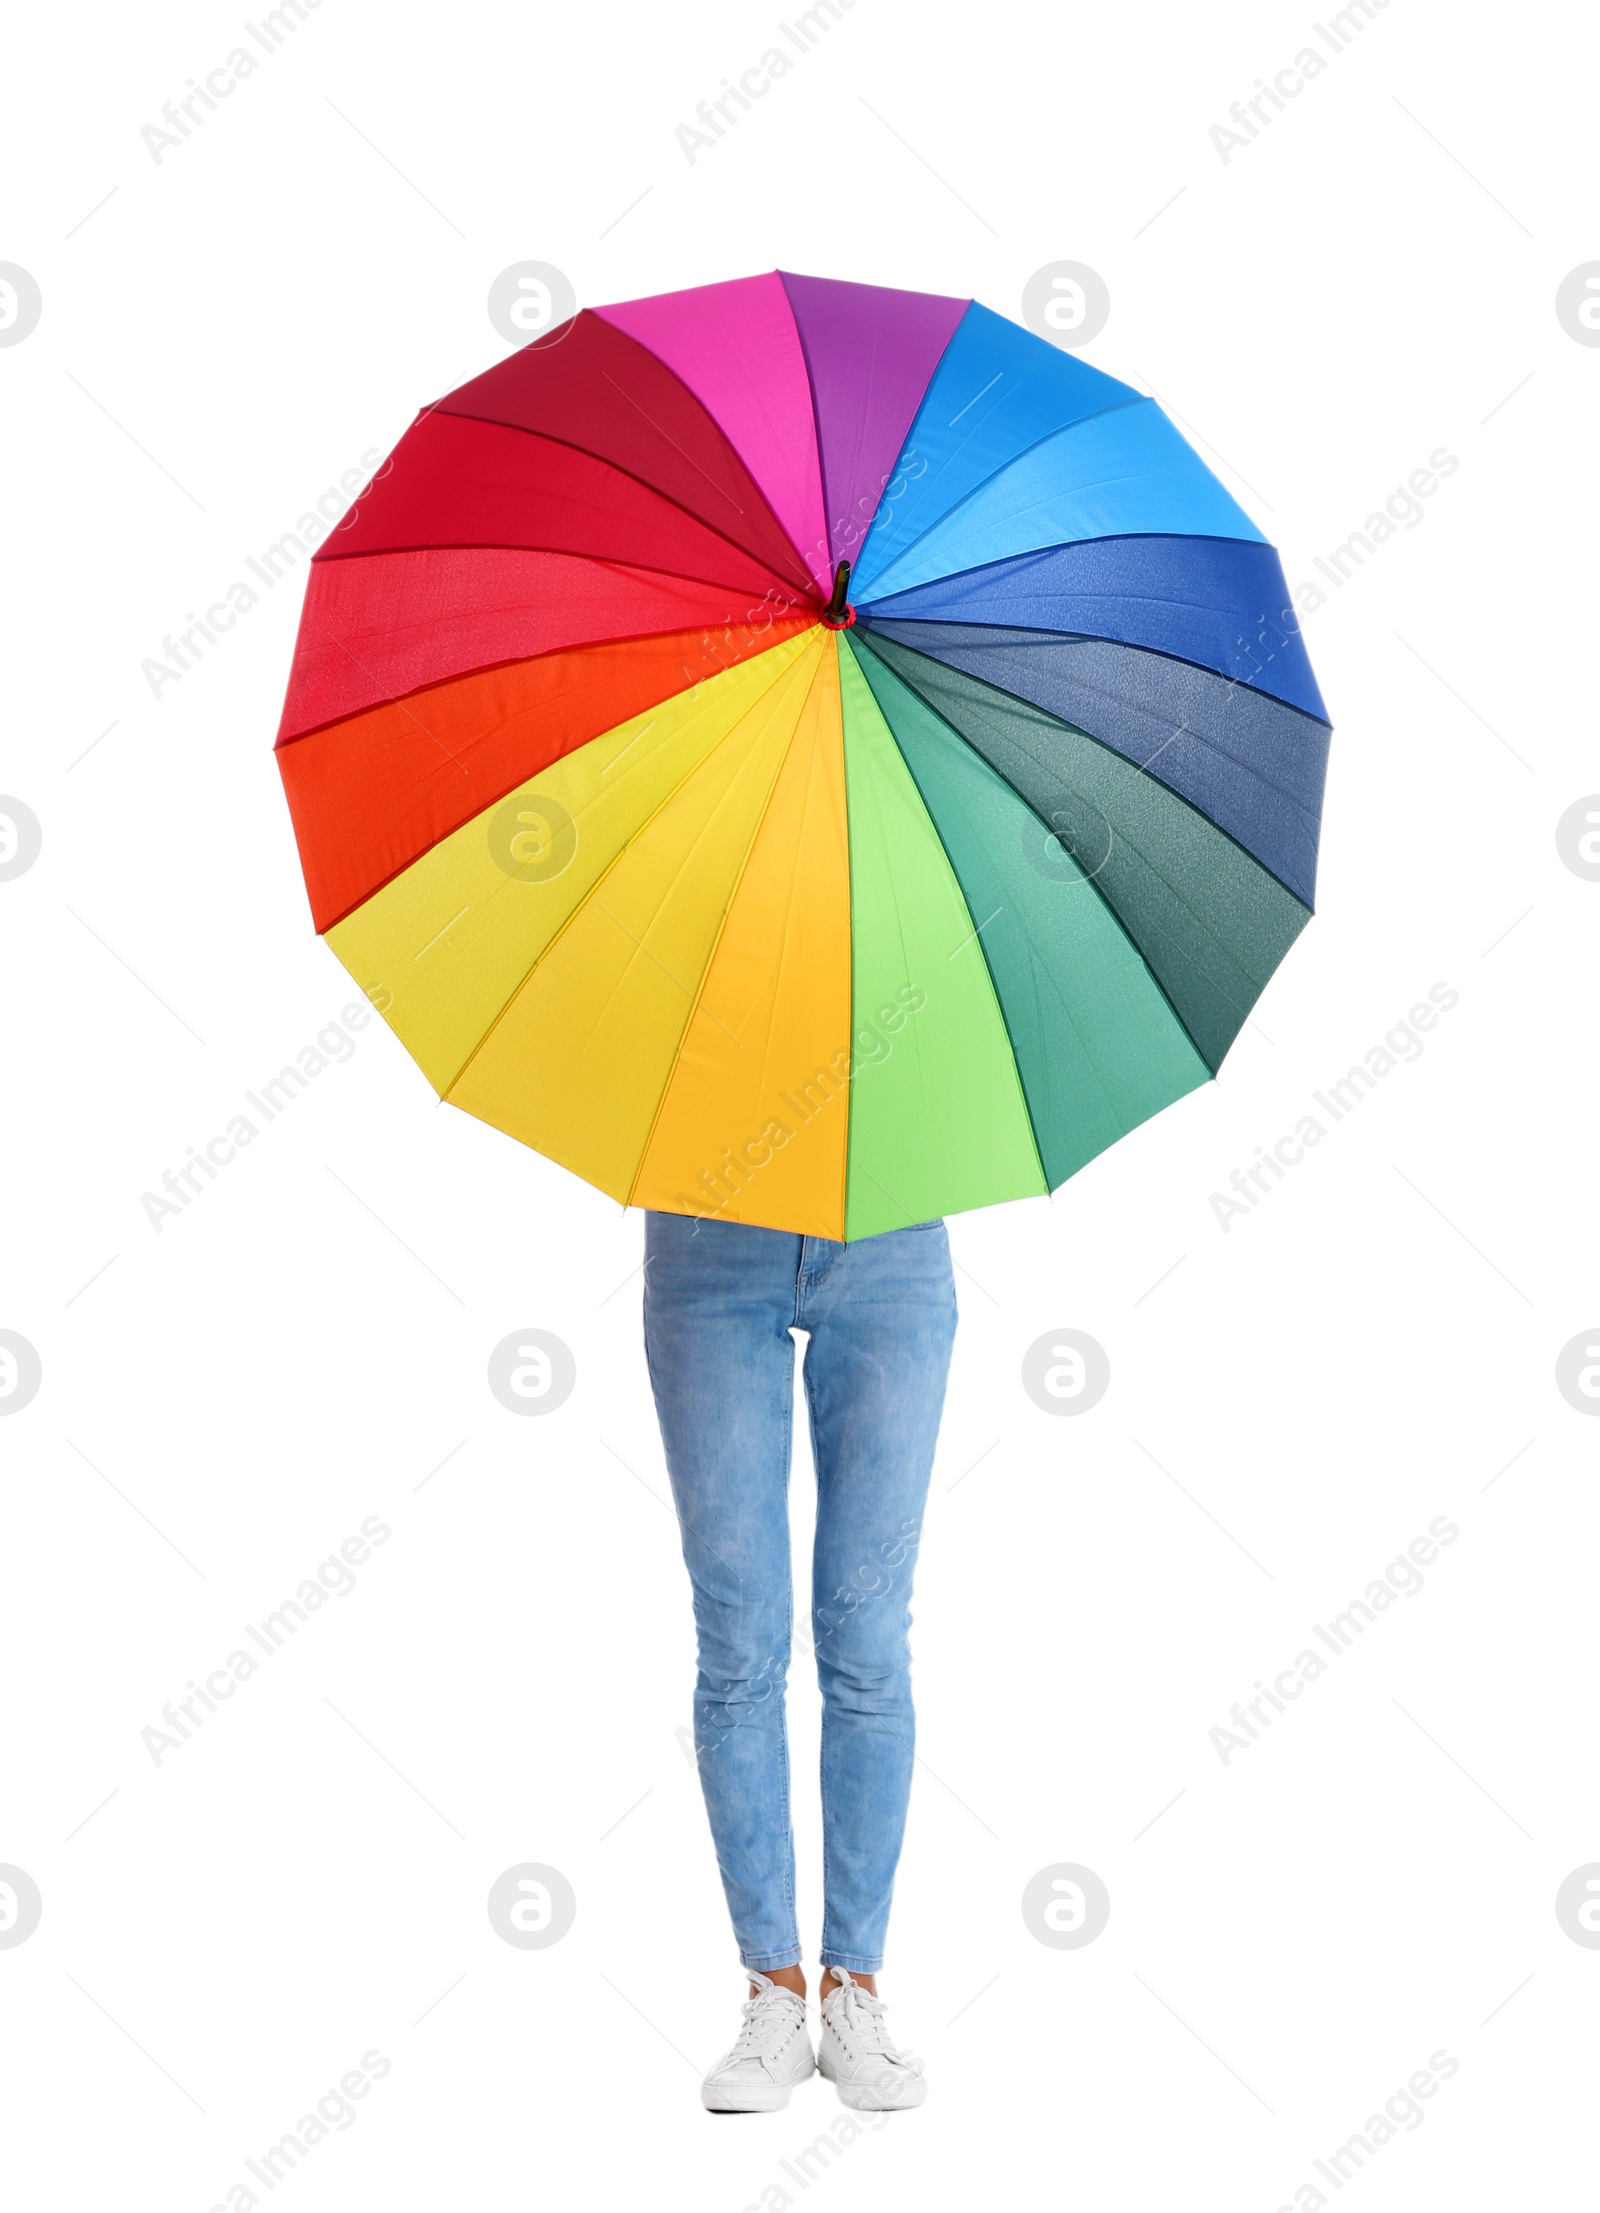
[275,272,1330,1240]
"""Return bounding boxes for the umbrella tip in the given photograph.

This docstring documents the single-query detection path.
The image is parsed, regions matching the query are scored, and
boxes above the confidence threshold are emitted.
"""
[819,559,856,630]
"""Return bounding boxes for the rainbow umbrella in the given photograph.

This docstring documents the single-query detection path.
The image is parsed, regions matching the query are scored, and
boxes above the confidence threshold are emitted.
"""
[275,272,1330,1239]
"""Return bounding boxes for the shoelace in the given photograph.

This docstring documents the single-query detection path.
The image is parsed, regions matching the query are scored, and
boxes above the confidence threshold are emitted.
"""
[828,1971,923,2074]
[724,1974,805,2067]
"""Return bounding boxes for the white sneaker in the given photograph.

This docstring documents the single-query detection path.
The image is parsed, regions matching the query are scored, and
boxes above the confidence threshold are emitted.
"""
[818,1968,927,2110]
[701,1972,816,2112]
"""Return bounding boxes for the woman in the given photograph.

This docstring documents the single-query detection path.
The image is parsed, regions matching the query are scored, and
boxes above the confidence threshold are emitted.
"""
[643,1207,958,2113]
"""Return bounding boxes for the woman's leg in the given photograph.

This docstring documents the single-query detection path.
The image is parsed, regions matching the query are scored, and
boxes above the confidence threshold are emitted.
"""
[642,1210,806,1975]
[798,1222,958,1979]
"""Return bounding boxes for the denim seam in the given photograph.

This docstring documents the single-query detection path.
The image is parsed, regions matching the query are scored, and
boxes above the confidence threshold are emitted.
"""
[805,1346,842,1966]
[778,1577,798,1959]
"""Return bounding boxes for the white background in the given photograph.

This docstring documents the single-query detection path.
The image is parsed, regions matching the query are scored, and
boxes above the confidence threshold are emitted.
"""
[2,0,1597,2206]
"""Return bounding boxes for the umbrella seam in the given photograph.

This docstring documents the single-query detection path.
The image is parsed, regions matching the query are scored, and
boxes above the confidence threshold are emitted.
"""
[294,619,815,933]
[856,399,1161,597]
[839,631,1050,1215]
[858,618,1325,911]
[859,636,1203,1159]
[857,534,1332,729]
[854,394,1146,593]
[277,601,811,756]
[434,632,818,1099]
[851,626,1223,1107]
[621,637,829,1213]
[843,632,1052,1198]
[422,404,817,601]
[444,640,821,1141]
[596,282,833,591]
[857,400,1264,603]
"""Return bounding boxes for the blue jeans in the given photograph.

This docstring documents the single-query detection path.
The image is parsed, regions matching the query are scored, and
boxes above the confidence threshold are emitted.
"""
[643,1211,958,1974]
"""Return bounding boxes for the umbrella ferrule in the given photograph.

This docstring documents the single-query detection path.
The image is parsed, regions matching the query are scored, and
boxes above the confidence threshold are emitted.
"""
[819,559,856,629]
